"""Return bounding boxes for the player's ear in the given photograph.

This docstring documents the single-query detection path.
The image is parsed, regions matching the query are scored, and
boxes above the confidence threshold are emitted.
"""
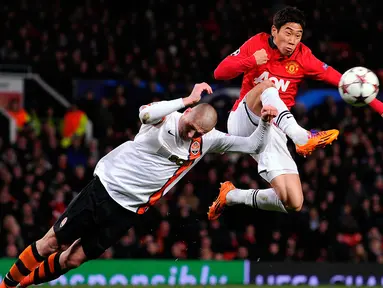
[184,107,192,114]
[271,25,277,37]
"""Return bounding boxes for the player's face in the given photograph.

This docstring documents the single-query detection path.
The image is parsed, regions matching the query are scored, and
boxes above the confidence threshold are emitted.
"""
[272,23,303,56]
[179,112,210,140]
[179,121,206,140]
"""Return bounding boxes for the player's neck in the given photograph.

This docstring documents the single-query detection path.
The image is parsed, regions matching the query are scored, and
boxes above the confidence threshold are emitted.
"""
[268,36,293,59]
[268,36,278,50]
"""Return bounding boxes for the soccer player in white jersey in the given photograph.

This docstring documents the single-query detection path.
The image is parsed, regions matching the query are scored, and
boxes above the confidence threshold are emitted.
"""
[1,83,278,288]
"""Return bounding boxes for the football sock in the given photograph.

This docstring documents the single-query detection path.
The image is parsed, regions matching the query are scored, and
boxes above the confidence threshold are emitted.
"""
[260,87,309,145]
[369,98,383,116]
[1,242,45,288]
[226,188,287,213]
[19,252,68,288]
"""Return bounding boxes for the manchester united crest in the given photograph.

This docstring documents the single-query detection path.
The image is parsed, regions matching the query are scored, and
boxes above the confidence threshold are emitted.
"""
[285,61,299,74]
[190,141,201,155]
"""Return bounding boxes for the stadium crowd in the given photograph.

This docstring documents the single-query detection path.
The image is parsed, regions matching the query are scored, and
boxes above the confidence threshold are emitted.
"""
[0,0,382,99]
[1,0,383,263]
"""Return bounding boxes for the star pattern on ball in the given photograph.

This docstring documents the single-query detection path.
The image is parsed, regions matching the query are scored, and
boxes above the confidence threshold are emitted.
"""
[356,74,367,83]
[341,84,350,94]
[353,95,369,104]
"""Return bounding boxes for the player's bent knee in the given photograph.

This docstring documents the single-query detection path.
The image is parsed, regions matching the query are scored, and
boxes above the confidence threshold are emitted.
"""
[36,227,60,256]
[63,253,86,269]
[286,193,303,211]
[246,80,276,113]
[61,242,87,270]
[271,173,302,210]
[289,201,303,211]
[259,80,275,91]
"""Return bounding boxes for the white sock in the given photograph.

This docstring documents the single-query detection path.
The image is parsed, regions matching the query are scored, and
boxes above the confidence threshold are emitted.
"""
[226,188,287,213]
[260,87,308,145]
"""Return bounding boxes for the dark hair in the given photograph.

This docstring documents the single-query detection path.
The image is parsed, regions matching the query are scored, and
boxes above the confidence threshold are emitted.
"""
[273,6,306,30]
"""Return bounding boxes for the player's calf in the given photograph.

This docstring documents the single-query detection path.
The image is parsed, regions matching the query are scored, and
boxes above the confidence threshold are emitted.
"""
[0,241,46,288]
[18,240,86,288]
[208,172,306,220]
[0,229,60,288]
[208,181,288,221]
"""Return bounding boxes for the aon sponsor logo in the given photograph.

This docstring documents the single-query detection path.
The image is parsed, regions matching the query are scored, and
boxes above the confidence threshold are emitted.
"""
[254,72,290,92]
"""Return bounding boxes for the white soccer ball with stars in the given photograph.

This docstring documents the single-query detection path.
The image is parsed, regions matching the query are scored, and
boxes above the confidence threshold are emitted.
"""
[338,66,379,107]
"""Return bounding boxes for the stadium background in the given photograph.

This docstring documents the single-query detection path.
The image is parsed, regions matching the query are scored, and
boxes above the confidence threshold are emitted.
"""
[1,0,383,286]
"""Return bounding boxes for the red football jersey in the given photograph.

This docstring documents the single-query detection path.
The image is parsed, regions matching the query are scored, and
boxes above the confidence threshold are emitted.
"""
[214,33,342,111]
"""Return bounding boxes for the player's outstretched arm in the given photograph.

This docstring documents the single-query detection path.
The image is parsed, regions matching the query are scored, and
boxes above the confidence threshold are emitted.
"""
[214,37,264,80]
[369,98,383,117]
[301,49,342,87]
[139,83,213,125]
[208,105,277,154]
[304,54,383,117]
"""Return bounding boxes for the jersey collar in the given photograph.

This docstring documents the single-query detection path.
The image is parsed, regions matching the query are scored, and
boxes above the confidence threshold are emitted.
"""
[268,36,293,60]
[268,36,278,49]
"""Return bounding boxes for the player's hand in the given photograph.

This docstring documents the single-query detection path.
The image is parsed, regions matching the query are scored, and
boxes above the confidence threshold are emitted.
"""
[184,82,213,106]
[261,105,278,123]
[254,49,269,65]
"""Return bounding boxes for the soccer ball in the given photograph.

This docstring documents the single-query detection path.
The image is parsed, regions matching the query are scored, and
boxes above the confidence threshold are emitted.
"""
[338,67,380,107]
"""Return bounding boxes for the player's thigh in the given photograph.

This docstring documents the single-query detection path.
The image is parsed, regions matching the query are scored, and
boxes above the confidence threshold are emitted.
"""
[228,99,260,137]
[245,81,275,115]
[53,178,99,246]
[257,126,299,190]
[80,177,139,259]
[244,87,264,116]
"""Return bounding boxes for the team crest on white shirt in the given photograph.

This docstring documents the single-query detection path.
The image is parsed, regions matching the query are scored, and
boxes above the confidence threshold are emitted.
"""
[191,140,201,156]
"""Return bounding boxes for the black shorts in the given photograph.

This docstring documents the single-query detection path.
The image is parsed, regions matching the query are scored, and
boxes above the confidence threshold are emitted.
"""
[53,176,138,259]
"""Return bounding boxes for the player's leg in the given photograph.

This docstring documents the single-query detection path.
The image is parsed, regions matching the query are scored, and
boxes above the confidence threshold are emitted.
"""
[269,173,303,211]
[1,177,107,288]
[0,177,98,288]
[246,81,308,145]
[0,228,60,288]
[208,100,289,219]
[19,239,84,288]
[208,124,302,219]
[208,171,303,220]
[245,81,339,156]
[18,176,138,288]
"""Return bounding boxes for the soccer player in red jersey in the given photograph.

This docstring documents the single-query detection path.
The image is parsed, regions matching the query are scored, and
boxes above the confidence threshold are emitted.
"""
[208,7,346,219]
[215,7,341,156]
[209,6,383,219]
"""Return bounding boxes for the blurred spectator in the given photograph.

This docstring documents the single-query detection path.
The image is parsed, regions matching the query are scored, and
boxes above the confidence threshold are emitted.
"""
[7,99,30,130]
[0,0,382,98]
[61,105,88,149]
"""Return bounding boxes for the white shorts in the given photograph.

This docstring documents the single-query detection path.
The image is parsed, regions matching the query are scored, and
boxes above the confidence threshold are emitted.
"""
[228,97,298,183]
